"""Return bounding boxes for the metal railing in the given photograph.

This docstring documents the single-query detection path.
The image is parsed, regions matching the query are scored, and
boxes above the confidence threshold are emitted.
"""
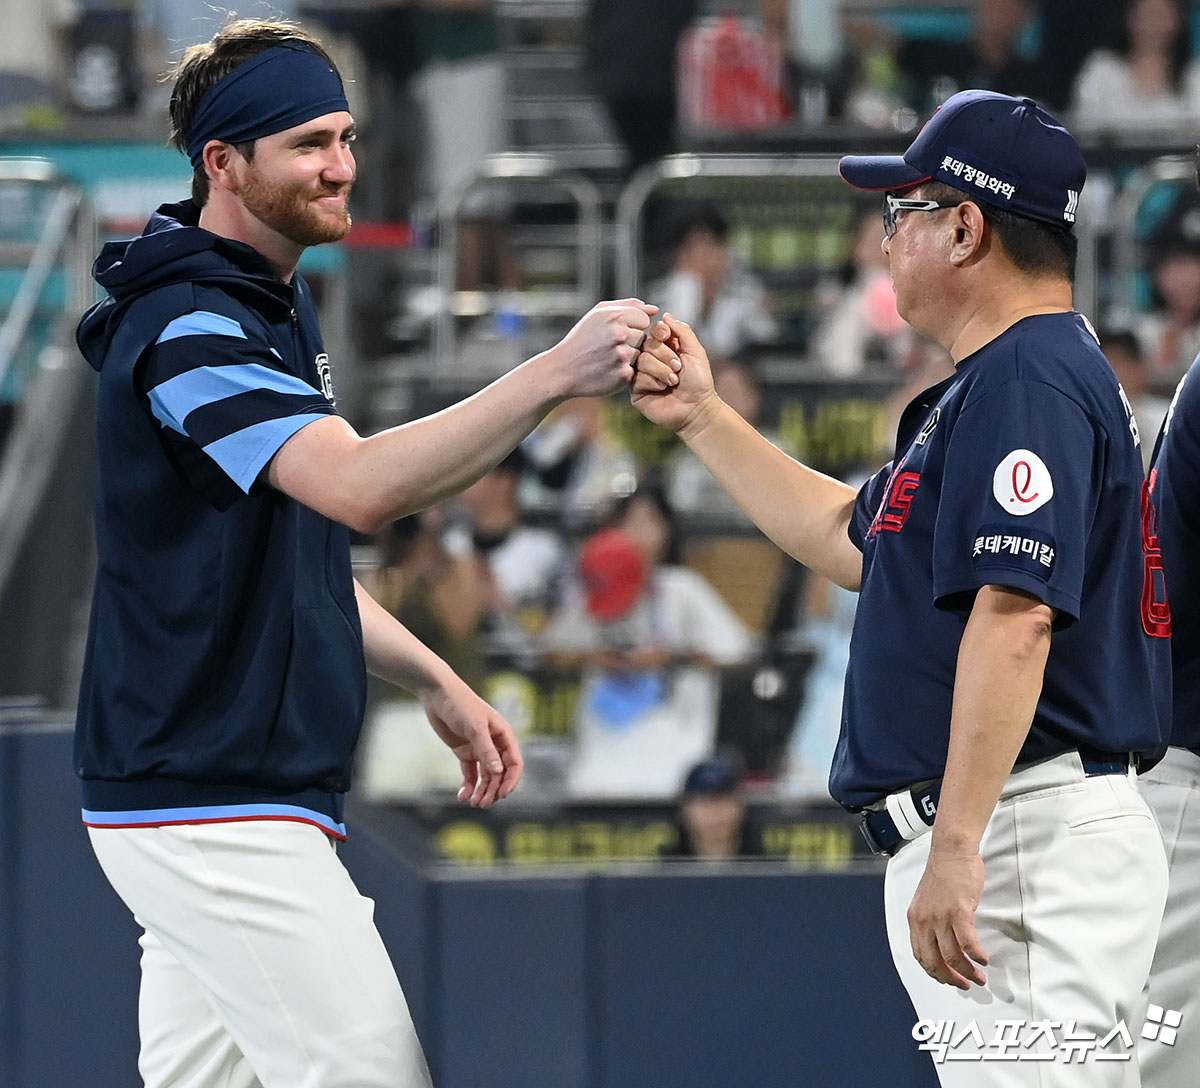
[435,152,603,367]
[616,153,847,297]
[615,151,1101,331]
[0,160,93,396]
[0,159,97,603]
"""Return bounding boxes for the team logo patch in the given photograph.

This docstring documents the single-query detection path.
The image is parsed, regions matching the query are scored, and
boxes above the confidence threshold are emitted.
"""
[315,353,334,402]
[914,407,940,446]
[972,524,1056,579]
[992,449,1052,515]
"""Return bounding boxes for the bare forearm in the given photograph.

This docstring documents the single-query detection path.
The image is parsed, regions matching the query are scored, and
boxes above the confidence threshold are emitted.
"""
[932,586,1053,855]
[272,300,651,532]
[272,351,569,533]
[682,400,862,589]
[359,351,570,516]
[355,580,457,696]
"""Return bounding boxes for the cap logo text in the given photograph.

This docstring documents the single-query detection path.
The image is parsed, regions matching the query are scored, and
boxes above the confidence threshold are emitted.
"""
[939,155,1016,201]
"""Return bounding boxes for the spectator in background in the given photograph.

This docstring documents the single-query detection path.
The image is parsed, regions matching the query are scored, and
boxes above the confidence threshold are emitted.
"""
[780,568,857,800]
[584,0,698,175]
[1036,0,1125,112]
[649,199,778,359]
[1070,0,1200,133]
[755,0,861,126]
[811,209,919,377]
[837,13,910,129]
[408,0,522,292]
[372,511,488,695]
[663,754,758,859]
[363,459,567,793]
[849,0,1043,118]
[300,2,424,223]
[360,510,491,798]
[0,0,76,124]
[1100,327,1171,468]
[666,359,786,523]
[1138,188,1200,388]
[452,446,568,649]
[523,396,642,528]
[543,485,754,798]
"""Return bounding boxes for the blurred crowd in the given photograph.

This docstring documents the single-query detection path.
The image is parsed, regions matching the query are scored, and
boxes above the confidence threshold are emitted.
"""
[6,0,1200,811]
[8,1,1200,180]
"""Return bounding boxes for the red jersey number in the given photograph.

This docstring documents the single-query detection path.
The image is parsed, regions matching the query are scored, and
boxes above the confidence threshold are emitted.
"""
[872,470,921,535]
[1141,470,1172,638]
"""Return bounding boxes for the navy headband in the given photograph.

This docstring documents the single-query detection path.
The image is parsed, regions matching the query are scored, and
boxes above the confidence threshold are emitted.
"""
[185,44,349,169]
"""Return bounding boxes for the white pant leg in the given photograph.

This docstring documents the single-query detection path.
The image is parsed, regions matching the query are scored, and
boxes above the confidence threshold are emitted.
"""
[1140,749,1200,1087]
[89,822,432,1088]
[884,755,1167,1088]
[136,927,262,1088]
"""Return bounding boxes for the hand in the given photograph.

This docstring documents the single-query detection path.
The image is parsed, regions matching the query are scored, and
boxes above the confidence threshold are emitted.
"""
[547,298,658,398]
[907,846,989,989]
[421,674,524,808]
[624,647,673,671]
[630,314,719,436]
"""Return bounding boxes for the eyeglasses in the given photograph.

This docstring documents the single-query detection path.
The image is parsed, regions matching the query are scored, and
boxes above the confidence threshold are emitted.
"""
[883,194,964,239]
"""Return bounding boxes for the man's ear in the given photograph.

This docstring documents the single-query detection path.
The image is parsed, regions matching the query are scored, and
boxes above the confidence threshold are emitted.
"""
[202,141,241,194]
[948,201,988,266]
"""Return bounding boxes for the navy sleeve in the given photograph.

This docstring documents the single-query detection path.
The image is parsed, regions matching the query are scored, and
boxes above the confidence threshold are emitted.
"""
[848,463,894,551]
[932,380,1100,623]
[140,309,335,495]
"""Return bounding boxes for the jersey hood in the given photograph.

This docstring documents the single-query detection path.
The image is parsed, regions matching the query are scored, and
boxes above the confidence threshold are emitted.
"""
[77,200,293,372]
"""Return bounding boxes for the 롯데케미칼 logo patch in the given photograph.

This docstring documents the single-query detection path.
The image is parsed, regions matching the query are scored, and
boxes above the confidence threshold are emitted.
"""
[972,524,1056,579]
[992,449,1053,515]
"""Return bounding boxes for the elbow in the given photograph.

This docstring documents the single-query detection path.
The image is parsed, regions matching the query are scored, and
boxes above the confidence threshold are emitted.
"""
[1006,602,1055,661]
[338,495,395,537]
[975,585,1054,657]
[1015,610,1054,660]
[353,505,395,537]
[1029,605,1055,646]
[336,468,420,535]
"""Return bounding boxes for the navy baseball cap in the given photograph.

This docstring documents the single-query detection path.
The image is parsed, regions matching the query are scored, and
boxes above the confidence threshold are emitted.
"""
[682,757,740,796]
[839,90,1086,229]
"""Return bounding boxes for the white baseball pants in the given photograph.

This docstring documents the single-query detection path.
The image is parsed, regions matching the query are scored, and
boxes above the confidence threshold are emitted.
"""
[88,820,432,1088]
[884,751,1168,1087]
[1140,747,1200,1088]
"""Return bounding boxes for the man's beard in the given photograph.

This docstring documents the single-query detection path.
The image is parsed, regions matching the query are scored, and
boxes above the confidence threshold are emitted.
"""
[240,167,352,247]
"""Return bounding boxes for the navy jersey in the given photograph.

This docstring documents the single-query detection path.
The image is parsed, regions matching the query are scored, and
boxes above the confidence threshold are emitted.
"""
[74,201,364,838]
[1149,361,1200,752]
[831,312,1170,808]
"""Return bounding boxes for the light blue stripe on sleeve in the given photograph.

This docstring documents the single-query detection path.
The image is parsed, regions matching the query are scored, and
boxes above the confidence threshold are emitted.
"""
[148,363,321,434]
[156,311,247,344]
[204,412,329,492]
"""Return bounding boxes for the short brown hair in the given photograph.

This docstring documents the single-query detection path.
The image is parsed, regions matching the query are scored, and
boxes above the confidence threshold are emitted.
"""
[919,181,1077,283]
[168,18,340,205]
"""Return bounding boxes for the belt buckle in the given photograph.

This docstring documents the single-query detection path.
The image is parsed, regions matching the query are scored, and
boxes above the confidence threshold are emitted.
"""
[858,813,886,856]
[858,809,900,857]
[1078,749,1132,777]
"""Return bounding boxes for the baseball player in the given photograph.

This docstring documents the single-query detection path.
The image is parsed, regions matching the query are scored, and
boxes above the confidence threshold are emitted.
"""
[631,90,1169,1085]
[1142,277,1200,1085]
[74,17,653,1088]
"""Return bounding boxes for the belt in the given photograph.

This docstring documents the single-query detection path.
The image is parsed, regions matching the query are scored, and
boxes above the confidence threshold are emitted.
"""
[858,748,1135,857]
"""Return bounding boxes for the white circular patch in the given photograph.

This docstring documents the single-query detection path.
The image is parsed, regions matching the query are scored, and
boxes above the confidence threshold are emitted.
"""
[992,449,1053,515]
